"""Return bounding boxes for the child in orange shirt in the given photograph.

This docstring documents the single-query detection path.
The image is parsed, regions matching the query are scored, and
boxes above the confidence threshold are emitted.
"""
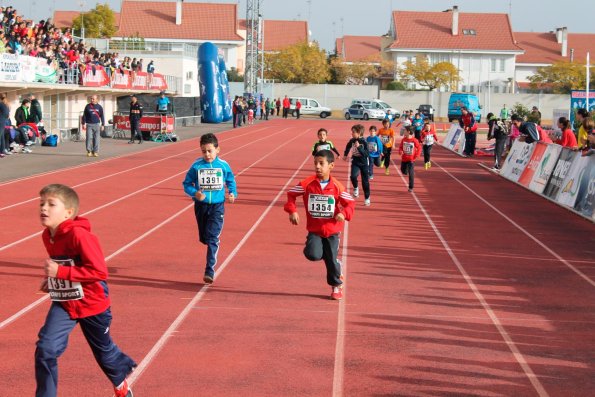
[377,119,395,175]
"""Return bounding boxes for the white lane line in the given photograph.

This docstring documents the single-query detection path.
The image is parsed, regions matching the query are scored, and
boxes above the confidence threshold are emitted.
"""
[332,163,351,397]
[0,127,293,253]
[0,126,274,211]
[127,153,312,387]
[433,160,595,288]
[393,161,549,397]
[0,128,310,330]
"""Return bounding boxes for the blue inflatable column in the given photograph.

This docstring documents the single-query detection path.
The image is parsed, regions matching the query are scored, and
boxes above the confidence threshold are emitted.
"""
[218,57,233,122]
[198,42,223,123]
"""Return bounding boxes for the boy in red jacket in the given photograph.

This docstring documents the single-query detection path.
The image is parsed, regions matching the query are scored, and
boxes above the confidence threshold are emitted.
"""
[399,127,422,192]
[284,150,355,300]
[36,184,136,397]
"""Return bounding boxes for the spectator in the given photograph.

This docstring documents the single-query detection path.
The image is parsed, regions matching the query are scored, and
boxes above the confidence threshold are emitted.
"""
[28,93,42,123]
[500,104,509,120]
[555,117,578,149]
[576,109,590,149]
[81,95,105,157]
[282,95,290,118]
[0,93,9,157]
[147,60,155,74]
[275,98,281,116]
[295,99,301,119]
[528,106,542,125]
[14,98,30,125]
[156,91,170,114]
[459,107,478,157]
[486,112,508,170]
[511,114,540,144]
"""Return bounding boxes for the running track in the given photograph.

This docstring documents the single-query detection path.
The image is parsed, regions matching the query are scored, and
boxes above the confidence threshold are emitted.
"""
[0,119,594,396]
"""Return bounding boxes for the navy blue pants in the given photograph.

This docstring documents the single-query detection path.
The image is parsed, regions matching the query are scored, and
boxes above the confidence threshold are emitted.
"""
[194,201,225,278]
[401,161,415,189]
[35,303,136,397]
[130,117,141,141]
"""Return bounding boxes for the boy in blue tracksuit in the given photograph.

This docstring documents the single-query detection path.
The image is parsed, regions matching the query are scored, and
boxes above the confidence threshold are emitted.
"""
[183,133,237,284]
[366,125,383,179]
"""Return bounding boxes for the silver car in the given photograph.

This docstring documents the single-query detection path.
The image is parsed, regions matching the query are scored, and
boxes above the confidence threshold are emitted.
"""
[343,104,386,120]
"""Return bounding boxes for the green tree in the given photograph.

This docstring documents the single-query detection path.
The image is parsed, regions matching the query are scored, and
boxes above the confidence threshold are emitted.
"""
[264,41,329,83]
[528,61,594,94]
[386,81,407,90]
[511,103,530,119]
[72,4,117,38]
[226,67,244,82]
[399,56,461,91]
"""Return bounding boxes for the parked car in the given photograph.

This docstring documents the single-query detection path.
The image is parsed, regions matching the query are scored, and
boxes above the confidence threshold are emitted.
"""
[417,104,434,121]
[343,104,386,120]
[447,93,481,122]
[351,99,400,118]
[289,97,332,118]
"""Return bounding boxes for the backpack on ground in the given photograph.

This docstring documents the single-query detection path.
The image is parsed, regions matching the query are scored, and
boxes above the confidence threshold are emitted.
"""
[42,134,58,147]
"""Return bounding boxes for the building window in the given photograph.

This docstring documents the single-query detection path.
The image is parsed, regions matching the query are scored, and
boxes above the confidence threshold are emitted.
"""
[462,85,467,92]
[491,59,497,72]
[184,84,191,94]
[186,71,193,80]
[469,85,475,92]
[499,59,505,72]
[463,29,476,35]
[494,86,500,93]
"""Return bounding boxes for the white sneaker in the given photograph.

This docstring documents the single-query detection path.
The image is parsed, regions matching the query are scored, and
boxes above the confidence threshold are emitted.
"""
[10,142,19,149]
[353,187,359,198]
[364,199,370,206]
[22,147,32,153]
[25,140,33,146]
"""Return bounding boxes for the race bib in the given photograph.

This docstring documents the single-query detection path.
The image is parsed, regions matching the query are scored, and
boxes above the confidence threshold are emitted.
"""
[368,141,378,152]
[317,144,331,152]
[308,194,335,218]
[199,168,224,191]
[48,259,84,301]
[403,142,415,155]
[380,135,390,144]
[424,135,435,145]
[351,144,361,156]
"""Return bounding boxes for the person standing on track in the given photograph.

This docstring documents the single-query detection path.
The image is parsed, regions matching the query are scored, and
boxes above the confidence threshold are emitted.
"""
[81,95,105,157]
[399,126,421,192]
[377,118,395,175]
[311,128,341,157]
[282,95,290,119]
[128,94,143,144]
[35,184,137,397]
[295,99,302,119]
[366,125,383,180]
[183,133,237,285]
[459,107,478,157]
[343,124,371,206]
[284,150,355,300]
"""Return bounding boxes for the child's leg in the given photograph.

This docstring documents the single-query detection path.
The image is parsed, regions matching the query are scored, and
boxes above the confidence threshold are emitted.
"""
[79,309,137,388]
[203,203,225,278]
[360,161,370,199]
[35,303,77,397]
[368,157,374,177]
[303,232,323,262]
[321,234,342,286]
[408,162,415,189]
[400,160,408,175]
[350,161,360,189]
[426,144,433,163]
[423,145,430,163]
[384,147,392,168]
[194,201,208,245]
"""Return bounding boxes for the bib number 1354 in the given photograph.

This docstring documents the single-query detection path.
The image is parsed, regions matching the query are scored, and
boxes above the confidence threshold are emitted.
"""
[308,194,335,218]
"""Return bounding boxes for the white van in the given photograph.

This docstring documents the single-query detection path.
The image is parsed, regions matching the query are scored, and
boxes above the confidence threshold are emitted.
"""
[289,97,332,118]
[351,99,400,118]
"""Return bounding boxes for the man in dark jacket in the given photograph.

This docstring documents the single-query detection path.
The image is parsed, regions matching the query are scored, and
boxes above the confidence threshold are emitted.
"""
[28,94,43,123]
[128,94,143,144]
[14,98,31,125]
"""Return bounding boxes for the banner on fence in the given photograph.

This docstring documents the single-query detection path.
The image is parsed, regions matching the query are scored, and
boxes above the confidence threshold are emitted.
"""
[556,155,590,207]
[543,147,578,199]
[82,65,110,87]
[573,156,595,220]
[518,143,548,187]
[442,124,462,150]
[528,144,563,194]
[500,140,535,182]
[113,114,174,132]
[0,53,20,82]
[111,71,131,89]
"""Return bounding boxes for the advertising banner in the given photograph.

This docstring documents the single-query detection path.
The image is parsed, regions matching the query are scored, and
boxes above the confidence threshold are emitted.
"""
[573,156,595,219]
[0,53,20,82]
[35,58,58,83]
[518,143,548,187]
[111,71,131,89]
[149,73,168,91]
[113,114,174,132]
[543,148,579,199]
[500,140,534,182]
[528,144,563,194]
[82,65,110,87]
[556,155,590,208]
[570,90,595,130]
[442,124,463,150]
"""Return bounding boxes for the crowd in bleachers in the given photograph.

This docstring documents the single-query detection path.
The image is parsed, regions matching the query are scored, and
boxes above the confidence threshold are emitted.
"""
[0,5,156,85]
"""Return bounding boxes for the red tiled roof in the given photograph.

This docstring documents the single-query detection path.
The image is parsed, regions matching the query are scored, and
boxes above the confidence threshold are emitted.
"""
[516,32,595,64]
[116,1,243,41]
[335,38,343,56]
[53,11,120,29]
[389,10,523,52]
[338,35,381,62]
[239,19,308,51]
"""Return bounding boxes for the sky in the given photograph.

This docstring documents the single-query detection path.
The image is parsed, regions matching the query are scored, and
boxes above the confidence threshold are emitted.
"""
[10,0,595,51]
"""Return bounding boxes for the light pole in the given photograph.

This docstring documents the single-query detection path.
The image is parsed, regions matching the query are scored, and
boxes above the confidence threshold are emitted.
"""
[79,1,85,40]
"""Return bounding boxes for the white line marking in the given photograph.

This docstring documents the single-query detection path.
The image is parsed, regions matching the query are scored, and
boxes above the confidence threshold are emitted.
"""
[0,126,274,211]
[332,164,351,397]
[127,153,312,387]
[393,161,549,397]
[0,127,294,253]
[0,128,309,330]
[434,160,595,288]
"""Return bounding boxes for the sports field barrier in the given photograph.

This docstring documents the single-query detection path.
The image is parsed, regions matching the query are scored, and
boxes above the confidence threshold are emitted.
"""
[442,124,595,222]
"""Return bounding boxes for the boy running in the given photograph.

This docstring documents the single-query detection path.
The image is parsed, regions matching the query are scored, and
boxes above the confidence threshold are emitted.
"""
[311,128,341,156]
[36,184,136,397]
[366,125,383,179]
[377,119,395,175]
[284,150,355,300]
[183,133,237,284]
[420,120,439,170]
[399,127,421,192]
[343,124,371,206]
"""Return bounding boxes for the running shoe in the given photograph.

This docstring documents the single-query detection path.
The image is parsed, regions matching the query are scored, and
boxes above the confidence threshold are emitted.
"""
[428,162,432,168]
[384,168,390,176]
[330,286,343,300]
[353,187,359,198]
[87,151,92,157]
[22,147,32,153]
[408,188,413,192]
[93,152,99,157]
[364,198,370,206]
[114,379,133,397]
[203,274,214,284]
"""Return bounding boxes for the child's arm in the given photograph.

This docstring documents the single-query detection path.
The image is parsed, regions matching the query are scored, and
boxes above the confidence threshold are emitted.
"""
[414,140,422,160]
[337,187,355,222]
[284,183,305,225]
[330,142,341,157]
[389,130,395,147]
[398,138,404,155]
[343,139,353,158]
[183,165,199,198]
[225,164,238,203]
[311,142,319,156]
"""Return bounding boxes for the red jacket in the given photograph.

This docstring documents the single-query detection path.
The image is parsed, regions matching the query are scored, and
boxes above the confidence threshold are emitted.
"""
[42,217,110,319]
[460,113,478,133]
[284,175,355,238]
[420,129,439,146]
[399,136,421,162]
[556,128,578,148]
[282,97,291,108]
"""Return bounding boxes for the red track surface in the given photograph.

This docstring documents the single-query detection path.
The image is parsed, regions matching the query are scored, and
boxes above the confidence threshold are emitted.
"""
[1,119,593,396]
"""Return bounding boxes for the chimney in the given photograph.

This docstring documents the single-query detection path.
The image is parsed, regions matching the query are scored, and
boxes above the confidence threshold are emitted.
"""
[176,0,183,26]
[555,28,562,43]
[452,6,459,36]
[561,27,568,57]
